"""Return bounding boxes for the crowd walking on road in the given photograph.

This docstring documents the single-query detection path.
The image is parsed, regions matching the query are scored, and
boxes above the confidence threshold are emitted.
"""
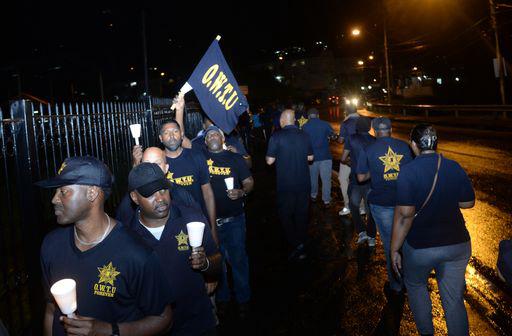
[37,95,482,336]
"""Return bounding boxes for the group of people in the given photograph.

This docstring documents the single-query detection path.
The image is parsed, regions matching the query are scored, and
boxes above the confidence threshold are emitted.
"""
[38,93,479,336]
[335,110,475,336]
[39,95,254,335]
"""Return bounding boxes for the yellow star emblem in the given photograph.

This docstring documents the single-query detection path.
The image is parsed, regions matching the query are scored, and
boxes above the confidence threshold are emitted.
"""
[166,172,174,182]
[379,146,404,173]
[58,162,67,175]
[206,159,214,166]
[97,262,120,286]
[298,116,308,128]
[175,230,188,246]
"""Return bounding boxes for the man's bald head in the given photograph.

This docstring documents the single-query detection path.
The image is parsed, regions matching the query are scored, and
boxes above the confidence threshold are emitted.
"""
[142,147,169,173]
[280,109,295,128]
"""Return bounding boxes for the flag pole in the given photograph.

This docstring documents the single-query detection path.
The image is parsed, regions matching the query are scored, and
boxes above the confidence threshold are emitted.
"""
[172,35,222,110]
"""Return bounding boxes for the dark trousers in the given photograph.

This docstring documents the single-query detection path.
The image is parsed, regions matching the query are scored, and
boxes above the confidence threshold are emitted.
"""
[348,181,376,238]
[277,191,310,248]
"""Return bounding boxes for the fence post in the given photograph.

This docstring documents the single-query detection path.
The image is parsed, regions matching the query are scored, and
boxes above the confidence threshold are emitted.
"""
[144,96,155,146]
[10,100,43,332]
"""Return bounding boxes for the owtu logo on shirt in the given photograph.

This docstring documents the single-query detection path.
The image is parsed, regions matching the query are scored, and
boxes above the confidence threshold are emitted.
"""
[207,159,231,176]
[167,172,194,186]
[175,230,190,251]
[379,146,404,181]
[93,262,120,298]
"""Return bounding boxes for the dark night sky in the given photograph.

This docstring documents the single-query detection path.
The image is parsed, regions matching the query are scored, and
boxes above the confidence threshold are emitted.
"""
[1,0,511,102]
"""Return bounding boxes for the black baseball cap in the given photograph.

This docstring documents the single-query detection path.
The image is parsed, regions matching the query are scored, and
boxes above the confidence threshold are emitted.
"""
[128,162,170,198]
[35,156,113,189]
[371,117,392,131]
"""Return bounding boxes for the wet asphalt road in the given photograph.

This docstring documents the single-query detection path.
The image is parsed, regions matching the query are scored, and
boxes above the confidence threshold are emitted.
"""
[217,108,510,335]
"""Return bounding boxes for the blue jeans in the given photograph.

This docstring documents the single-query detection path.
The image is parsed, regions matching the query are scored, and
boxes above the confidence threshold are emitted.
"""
[403,240,471,335]
[348,182,375,237]
[216,214,251,303]
[309,160,332,204]
[369,204,403,292]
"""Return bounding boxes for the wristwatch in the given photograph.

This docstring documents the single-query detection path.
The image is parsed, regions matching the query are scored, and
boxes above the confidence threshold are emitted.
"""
[111,322,120,336]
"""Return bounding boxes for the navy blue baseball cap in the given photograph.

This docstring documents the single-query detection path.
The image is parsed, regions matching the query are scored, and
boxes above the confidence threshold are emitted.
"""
[36,156,113,189]
[372,117,392,131]
[205,125,224,137]
[128,162,170,198]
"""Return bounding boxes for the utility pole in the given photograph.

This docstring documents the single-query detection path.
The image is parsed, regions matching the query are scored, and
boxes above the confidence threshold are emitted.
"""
[383,19,391,104]
[382,0,392,104]
[141,10,150,96]
[489,0,506,104]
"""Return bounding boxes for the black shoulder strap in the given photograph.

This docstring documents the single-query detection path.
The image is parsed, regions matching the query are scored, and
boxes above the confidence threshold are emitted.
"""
[414,154,442,218]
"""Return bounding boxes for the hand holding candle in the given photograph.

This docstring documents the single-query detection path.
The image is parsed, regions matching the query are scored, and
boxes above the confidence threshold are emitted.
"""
[224,177,234,190]
[129,124,142,146]
[50,278,77,318]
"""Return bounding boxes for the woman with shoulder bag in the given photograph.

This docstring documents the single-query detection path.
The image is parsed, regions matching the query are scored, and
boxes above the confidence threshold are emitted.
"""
[390,124,475,336]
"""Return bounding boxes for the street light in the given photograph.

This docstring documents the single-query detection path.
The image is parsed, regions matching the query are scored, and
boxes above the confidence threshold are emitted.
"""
[357,60,364,66]
[368,55,374,60]
[351,25,392,104]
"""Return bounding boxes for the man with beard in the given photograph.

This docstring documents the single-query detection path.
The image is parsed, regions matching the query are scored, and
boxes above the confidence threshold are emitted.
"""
[158,120,217,240]
[203,125,254,319]
[37,156,172,336]
[128,162,221,335]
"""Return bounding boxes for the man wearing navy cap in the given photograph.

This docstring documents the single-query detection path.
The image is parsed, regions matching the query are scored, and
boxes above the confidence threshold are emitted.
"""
[127,162,222,335]
[38,156,172,336]
[356,117,413,298]
[203,125,254,320]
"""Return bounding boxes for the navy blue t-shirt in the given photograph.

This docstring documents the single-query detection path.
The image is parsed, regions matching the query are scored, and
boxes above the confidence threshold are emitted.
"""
[339,115,359,140]
[128,205,218,335]
[204,150,252,218]
[302,117,334,161]
[345,132,375,183]
[166,148,210,215]
[115,184,200,226]
[40,223,171,336]
[266,125,313,192]
[356,136,413,206]
[397,154,474,249]
[191,132,248,157]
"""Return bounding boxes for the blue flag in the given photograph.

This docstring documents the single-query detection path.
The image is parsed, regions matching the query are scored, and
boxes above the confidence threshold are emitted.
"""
[188,39,249,134]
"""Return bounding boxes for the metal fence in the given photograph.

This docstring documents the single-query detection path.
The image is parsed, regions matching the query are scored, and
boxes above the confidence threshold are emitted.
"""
[0,98,174,335]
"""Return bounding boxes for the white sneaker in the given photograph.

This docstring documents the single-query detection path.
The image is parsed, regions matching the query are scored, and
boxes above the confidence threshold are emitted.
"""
[356,231,368,244]
[367,237,376,247]
[360,208,366,215]
[339,207,350,216]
